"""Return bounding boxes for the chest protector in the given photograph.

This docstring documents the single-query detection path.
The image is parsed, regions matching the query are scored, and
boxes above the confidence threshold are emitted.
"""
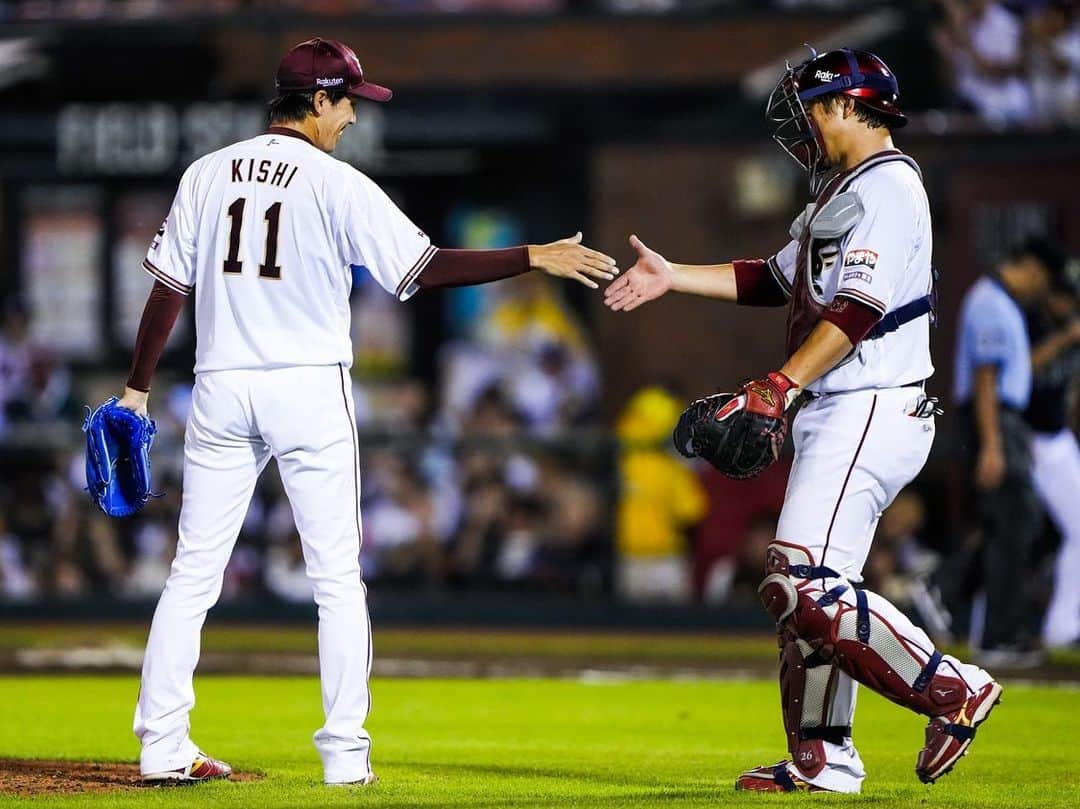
[784,153,932,359]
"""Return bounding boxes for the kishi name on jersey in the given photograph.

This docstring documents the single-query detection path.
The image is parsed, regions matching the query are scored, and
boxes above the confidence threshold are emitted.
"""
[230,158,299,188]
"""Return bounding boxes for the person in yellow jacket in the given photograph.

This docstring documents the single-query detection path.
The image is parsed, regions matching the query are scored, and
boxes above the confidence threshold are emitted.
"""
[615,386,708,603]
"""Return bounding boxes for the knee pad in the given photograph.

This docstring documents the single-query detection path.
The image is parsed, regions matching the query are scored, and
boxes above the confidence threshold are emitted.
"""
[765,540,817,575]
[759,541,828,624]
[759,542,838,656]
[759,573,798,623]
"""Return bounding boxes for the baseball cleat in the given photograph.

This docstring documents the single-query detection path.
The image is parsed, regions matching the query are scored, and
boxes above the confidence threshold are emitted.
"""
[142,752,233,784]
[735,762,830,793]
[916,680,1003,784]
[326,772,378,786]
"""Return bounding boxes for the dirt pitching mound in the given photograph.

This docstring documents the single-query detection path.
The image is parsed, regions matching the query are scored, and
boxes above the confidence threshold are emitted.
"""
[0,759,260,796]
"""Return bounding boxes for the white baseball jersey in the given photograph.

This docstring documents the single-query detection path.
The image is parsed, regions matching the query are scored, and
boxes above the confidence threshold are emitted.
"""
[759,153,992,795]
[768,151,935,395]
[144,130,433,374]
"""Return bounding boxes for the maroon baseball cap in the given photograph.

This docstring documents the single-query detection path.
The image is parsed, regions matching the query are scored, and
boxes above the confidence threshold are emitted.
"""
[276,38,392,103]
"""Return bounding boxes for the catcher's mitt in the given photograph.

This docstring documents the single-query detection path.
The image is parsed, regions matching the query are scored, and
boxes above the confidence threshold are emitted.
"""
[673,374,794,480]
[83,397,157,517]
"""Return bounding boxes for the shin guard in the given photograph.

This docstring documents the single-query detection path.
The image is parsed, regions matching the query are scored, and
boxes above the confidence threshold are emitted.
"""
[777,627,847,779]
[761,542,968,721]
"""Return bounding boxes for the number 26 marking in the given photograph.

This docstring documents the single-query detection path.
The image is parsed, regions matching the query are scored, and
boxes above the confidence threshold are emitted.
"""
[222,197,282,279]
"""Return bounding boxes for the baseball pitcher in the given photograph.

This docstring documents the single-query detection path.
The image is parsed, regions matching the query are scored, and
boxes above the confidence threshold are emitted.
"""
[605,48,1001,793]
[117,38,618,785]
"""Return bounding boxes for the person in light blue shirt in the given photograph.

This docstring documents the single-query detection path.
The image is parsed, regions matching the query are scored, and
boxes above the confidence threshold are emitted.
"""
[945,241,1052,666]
[954,275,1032,413]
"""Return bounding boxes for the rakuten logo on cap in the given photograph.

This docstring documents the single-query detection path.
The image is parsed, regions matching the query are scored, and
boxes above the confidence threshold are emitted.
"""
[276,37,394,103]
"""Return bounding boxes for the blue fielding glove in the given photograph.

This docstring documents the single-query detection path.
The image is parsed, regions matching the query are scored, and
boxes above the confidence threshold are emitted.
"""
[82,397,157,517]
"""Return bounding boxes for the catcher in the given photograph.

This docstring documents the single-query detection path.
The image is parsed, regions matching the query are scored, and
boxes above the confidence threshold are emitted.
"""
[606,47,1001,793]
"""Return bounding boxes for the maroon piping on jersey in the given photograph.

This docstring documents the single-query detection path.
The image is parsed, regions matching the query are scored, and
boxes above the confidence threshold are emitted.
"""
[127,281,186,392]
[820,394,878,570]
[265,126,316,146]
[143,258,192,294]
[336,361,375,754]
[766,255,793,297]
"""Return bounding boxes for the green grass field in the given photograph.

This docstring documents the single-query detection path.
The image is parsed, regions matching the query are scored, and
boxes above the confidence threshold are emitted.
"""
[0,674,1075,808]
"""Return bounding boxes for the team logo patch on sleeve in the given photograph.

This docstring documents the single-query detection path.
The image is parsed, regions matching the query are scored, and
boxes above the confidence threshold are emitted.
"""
[843,248,878,270]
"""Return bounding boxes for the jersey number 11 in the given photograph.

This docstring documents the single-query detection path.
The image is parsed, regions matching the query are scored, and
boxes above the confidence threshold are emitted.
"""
[223,197,282,279]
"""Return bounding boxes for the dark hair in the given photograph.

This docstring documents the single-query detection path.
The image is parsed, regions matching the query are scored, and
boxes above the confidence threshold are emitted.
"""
[267,89,349,124]
[813,93,895,131]
[1009,237,1066,278]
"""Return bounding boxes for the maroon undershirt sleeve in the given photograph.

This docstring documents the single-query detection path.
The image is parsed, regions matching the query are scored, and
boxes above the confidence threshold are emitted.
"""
[819,294,883,345]
[126,281,186,392]
[732,259,788,307]
[415,246,530,290]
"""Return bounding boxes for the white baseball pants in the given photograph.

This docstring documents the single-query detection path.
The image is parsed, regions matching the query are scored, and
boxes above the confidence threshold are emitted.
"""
[1034,428,1080,647]
[134,365,374,784]
[775,386,990,793]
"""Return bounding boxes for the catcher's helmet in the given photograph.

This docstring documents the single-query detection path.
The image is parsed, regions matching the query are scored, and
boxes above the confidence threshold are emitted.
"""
[766,47,906,193]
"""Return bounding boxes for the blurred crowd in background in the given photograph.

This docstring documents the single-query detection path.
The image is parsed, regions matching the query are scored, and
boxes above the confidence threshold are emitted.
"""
[1,0,897,23]
[933,0,1080,128]
[0,273,613,604]
[5,1,1080,131]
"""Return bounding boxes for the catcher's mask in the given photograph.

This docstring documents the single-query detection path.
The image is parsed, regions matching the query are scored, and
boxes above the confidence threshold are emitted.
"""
[766,46,906,195]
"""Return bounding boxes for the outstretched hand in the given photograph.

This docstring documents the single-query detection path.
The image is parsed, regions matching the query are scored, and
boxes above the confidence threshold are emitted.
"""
[603,235,674,311]
[528,232,618,289]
